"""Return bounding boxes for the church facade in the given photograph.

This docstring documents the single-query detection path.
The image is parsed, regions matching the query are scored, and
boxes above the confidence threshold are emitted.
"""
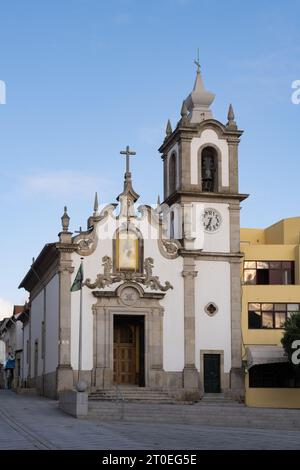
[19,65,248,400]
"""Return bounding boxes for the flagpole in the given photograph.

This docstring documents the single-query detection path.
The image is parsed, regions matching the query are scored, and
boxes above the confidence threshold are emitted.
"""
[78,273,83,382]
[76,257,86,392]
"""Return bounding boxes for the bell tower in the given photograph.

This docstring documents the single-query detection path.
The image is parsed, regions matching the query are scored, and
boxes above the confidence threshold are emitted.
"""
[158,62,248,251]
[159,64,245,206]
[159,60,248,398]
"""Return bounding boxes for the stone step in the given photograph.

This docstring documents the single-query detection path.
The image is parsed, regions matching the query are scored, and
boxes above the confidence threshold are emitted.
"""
[89,388,177,403]
[87,403,300,429]
[90,393,170,400]
[199,393,240,405]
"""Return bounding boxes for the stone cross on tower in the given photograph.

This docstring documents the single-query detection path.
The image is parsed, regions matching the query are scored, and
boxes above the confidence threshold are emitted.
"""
[120,145,136,174]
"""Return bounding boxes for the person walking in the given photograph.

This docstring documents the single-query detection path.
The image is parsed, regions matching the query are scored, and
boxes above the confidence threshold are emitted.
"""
[4,352,15,389]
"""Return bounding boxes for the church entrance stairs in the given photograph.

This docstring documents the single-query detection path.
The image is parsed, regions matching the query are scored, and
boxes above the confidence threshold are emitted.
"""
[89,387,179,404]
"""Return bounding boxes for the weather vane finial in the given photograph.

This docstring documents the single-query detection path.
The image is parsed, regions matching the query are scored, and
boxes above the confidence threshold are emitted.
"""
[194,48,200,73]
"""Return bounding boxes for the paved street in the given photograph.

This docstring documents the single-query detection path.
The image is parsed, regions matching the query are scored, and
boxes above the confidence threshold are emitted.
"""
[0,390,300,450]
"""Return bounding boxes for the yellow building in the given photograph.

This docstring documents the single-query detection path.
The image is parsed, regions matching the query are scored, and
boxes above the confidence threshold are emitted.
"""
[241,217,300,408]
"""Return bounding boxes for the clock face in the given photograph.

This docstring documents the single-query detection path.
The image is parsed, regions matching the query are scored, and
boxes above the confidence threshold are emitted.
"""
[202,208,222,233]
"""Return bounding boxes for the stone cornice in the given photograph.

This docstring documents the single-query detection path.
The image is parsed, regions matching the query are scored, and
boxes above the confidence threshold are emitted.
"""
[92,289,165,300]
[159,118,243,156]
[181,270,198,279]
[55,242,77,253]
[163,190,249,206]
[180,249,244,261]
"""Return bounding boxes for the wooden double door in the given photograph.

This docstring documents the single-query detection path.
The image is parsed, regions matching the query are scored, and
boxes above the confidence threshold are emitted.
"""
[113,315,145,386]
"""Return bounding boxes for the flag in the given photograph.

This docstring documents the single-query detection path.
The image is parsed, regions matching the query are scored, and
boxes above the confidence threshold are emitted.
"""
[70,262,84,292]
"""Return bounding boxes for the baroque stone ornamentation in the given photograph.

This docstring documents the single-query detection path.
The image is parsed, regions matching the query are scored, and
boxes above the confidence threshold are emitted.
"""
[120,286,140,306]
[84,256,173,292]
[158,238,180,260]
[74,229,98,256]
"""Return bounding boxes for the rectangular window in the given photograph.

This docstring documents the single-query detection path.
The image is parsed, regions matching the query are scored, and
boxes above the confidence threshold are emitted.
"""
[249,363,300,388]
[275,312,286,329]
[243,261,295,285]
[248,302,300,329]
[248,310,261,329]
[262,312,274,328]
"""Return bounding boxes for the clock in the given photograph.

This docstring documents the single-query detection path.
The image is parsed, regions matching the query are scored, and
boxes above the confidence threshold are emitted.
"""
[202,208,222,233]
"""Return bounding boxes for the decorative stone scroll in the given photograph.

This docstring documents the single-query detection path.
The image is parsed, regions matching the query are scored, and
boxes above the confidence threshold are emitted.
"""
[158,238,180,260]
[84,256,173,292]
[74,228,98,256]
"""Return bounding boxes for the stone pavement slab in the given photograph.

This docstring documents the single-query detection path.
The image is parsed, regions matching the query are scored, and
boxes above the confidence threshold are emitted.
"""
[0,390,300,450]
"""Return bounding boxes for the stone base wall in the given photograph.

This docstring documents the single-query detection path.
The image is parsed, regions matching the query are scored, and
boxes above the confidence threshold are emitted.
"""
[19,367,244,402]
[59,390,88,418]
[43,371,57,399]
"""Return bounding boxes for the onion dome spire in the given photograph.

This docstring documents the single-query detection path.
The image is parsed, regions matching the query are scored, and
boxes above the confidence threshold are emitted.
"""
[185,54,215,123]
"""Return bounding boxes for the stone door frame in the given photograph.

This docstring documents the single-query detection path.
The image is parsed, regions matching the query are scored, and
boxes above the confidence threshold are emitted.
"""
[91,282,165,390]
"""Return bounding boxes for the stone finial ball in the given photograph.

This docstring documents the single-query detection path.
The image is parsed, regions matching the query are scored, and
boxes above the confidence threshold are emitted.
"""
[76,380,87,392]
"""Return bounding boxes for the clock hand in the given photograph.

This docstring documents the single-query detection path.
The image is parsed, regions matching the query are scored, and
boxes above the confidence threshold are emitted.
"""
[207,217,212,228]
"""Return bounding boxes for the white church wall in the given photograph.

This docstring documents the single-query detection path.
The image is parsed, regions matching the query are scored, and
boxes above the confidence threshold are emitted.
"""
[201,203,230,253]
[29,289,44,378]
[143,239,185,372]
[70,240,111,371]
[190,129,229,187]
[70,218,185,373]
[45,274,59,374]
[195,260,231,373]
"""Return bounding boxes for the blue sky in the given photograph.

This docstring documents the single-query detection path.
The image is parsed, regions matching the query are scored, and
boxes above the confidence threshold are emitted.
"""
[0,0,300,312]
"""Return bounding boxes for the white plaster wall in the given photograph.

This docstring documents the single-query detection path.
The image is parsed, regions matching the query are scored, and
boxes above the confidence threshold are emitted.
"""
[195,260,231,373]
[143,239,184,371]
[22,324,29,380]
[70,229,113,371]
[71,213,185,373]
[45,274,59,374]
[201,203,230,253]
[30,290,44,378]
[6,325,16,354]
[15,321,23,351]
[190,129,229,187]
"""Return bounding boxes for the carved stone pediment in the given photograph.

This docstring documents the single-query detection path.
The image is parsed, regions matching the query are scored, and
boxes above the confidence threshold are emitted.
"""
[84,256,173,292]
